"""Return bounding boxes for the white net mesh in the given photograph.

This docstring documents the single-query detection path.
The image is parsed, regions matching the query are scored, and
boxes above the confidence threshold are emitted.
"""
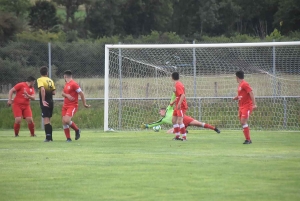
[106,44,300,131]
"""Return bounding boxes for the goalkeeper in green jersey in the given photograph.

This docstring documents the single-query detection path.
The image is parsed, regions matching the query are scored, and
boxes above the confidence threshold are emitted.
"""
[141,93,220,134]
[141,93,175,129]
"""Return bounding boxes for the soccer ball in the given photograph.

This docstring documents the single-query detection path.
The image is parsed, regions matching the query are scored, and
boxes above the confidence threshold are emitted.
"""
[153,125,161,132]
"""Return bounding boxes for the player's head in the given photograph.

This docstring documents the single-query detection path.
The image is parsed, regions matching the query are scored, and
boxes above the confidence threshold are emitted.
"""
[159,108,166,116]
[40,66,48,76]
[171,72,179,81]
[236,71,244,82]
[63,70,72,82]
[26,76,36,87]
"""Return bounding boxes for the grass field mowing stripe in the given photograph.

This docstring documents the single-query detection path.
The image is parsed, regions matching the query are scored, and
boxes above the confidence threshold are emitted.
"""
[0,130,299,201]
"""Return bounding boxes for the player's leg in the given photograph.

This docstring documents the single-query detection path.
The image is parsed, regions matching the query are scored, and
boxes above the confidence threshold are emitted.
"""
[62,106,71,141]
[240,108,252,144]
[172,110,180,140]
[62,106,80,141]
[177,110,187,140]
[42,106,53,142]
[188,119,220,134]
[24,106,35,137]
[12,104,22,137]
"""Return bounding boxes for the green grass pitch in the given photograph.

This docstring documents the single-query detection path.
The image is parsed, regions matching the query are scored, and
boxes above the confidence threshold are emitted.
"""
[0,129,299,201]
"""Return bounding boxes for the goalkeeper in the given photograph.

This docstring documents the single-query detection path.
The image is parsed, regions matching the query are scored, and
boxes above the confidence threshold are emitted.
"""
[141,93,220,134]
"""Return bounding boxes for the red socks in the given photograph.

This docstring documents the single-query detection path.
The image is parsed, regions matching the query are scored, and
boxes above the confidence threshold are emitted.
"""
[243,124,250,140]
[14,123,20,136]
[69,121,79,131]
[203,123,215,130]
[28,122,35,136]
[64,127,71,139]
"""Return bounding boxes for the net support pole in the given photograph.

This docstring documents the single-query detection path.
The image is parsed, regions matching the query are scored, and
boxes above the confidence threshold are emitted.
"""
[193,40,197,118]
[272,39,276,97]
[283,97,287,129]
[104,46,109,131]
[118,42,123,130]
[193,40,197,97]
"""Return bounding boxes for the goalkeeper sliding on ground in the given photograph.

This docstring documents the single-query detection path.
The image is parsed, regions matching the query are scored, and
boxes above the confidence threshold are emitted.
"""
[141,93,220,134]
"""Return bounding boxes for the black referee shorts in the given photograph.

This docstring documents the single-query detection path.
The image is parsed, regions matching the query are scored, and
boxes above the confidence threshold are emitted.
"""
[41,106,53,118]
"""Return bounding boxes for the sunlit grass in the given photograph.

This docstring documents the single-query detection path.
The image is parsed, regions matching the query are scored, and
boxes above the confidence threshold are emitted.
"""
[0,130,299,201]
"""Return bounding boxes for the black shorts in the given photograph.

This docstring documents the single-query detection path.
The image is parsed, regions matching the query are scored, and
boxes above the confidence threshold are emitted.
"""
[41,106,53,118]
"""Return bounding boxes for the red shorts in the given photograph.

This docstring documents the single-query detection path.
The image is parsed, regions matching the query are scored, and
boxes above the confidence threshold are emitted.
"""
[173,109,186,117]
[12,104,32,118]
[183,115,194,128]
[62,106,78,117]
[239,107,252,120]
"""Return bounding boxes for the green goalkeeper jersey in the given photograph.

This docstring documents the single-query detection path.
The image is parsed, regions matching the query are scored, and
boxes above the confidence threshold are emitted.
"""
[145,93,175,128]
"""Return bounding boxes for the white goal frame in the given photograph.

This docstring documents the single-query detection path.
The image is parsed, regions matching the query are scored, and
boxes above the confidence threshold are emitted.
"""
[104,42,300,131]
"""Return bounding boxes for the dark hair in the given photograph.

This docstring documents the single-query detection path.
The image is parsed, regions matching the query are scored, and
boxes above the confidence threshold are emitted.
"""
[40,66,48,76]
[172,72,179,80]
[236,71,244,79]
[64,70,72,77]
[26,76,36,82]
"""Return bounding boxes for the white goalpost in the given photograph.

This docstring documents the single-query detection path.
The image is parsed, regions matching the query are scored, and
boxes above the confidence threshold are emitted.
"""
[104,42,300,131]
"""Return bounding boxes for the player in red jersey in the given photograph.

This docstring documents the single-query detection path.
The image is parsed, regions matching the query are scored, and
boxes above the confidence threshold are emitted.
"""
[61,70,90,142]
[233,71,257,144]
[171,72,188,141]
[7,76,36,137]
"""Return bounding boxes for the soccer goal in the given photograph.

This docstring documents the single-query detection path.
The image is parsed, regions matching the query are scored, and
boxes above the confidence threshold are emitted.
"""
[104,42,300,131]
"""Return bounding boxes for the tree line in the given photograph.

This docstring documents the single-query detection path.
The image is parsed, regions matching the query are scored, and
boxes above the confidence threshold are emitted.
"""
[0,0,300,43]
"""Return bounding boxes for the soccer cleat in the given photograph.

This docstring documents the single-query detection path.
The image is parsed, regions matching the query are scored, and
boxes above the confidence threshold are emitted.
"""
[181,138,187,141]
[75,129,81,140]
[30,134,37,137]
[44,139,51,142]
[66,138,72,142]
[214,127,221,134]
[243,140,252,144]
[15,135,19,137]
[172,137,182,141]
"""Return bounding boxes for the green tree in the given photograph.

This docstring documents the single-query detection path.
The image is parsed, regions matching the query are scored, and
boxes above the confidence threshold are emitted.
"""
[0,12,21,43]
[274,0,300,34]
[0,0,31,17]
[29,1,60,31]
[233,0,279,38]
[121,0,174,36]
[85,0,123,37]
[52,0,87,30]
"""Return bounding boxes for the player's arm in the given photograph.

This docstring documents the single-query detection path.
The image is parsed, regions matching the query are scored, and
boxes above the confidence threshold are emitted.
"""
[23,91,35,100]
[233,95,238,100]
[249,91,257,109]
[7,87,16,106]
[143,118,165,128]
[52,90,56,95]
[78,91,90,108]
[62,91,74,101]
[169,92,176,106]
[40,86,49,107]
[177,93,185,109]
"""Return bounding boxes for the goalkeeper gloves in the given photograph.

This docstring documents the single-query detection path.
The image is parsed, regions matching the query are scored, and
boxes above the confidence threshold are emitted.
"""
[141,124,148,129]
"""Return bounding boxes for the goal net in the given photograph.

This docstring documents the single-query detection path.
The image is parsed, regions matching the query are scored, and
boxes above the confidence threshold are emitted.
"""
[104,42,300,131]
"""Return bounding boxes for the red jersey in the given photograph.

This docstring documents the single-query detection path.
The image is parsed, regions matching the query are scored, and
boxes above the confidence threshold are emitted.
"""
[13,82,35,105]
[237,80,253,108]
[174,81,188,110]
[63,80,81,107]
